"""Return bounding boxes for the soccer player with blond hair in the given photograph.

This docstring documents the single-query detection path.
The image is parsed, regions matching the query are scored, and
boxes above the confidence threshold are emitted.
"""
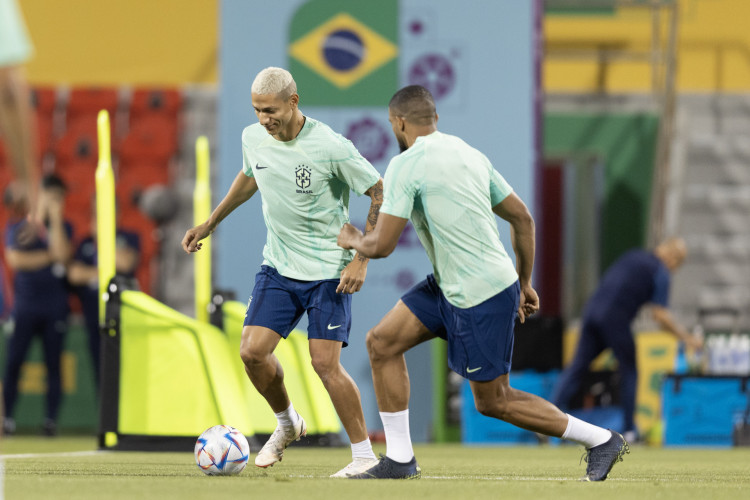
[183,67,383,477]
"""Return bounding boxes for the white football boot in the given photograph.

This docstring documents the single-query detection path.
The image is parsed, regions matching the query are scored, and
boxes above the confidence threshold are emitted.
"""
[330,457,380,478]
[254,414,307,468]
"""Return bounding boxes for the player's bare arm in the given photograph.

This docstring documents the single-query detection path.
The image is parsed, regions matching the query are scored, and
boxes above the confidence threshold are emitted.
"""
[5,247,51,271]
[338,212,408,259]
[492,192,538,322]
[182,172,258,253]
[652,306,703,350]
[337,178,384,294]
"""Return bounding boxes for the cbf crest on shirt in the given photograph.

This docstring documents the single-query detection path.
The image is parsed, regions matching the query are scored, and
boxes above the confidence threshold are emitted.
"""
[295,164,312,192]
[242,116,380,281]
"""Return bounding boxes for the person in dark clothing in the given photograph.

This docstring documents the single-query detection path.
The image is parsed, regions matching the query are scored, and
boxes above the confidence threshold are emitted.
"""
[67,208,140,388]
[3,174,72,436]
[550,238,702,442]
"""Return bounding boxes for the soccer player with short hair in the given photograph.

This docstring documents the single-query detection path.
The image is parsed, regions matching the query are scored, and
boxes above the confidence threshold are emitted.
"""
[182,67,382,477]
[338,85,629,481]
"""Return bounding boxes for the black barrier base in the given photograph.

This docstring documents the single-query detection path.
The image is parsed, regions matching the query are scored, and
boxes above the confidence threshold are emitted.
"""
[100,432,343,452]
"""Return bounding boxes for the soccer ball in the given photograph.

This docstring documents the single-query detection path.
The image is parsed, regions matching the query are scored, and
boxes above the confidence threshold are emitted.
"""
[194,425,250,476]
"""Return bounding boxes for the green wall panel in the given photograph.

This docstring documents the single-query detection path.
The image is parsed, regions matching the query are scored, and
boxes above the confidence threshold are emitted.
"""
[544,112,660,271]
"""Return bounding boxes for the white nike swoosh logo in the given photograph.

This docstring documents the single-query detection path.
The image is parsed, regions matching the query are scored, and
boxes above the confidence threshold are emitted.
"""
[466,366,482,373]
[327,324,342,330]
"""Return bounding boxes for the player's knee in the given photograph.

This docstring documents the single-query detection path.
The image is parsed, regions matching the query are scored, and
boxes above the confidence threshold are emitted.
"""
[474,391,511,420]
[239,343,264,368]
[309,354,337,383]
[365,327,389,362]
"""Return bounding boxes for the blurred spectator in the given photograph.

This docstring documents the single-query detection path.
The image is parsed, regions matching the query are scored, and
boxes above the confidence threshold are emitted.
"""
[3,174,73,436]
[68,204,140,388]
[550,238,703,443]
[0,0,39,221]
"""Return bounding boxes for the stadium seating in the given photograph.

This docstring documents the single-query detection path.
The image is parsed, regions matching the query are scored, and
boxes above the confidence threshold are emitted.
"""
[66,88,119,126]
[0,85,186,305]
[129,88,182,124]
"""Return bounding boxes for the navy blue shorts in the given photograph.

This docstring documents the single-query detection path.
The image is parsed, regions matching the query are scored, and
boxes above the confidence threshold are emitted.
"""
[401,275,520,381]
[243,265,352,346]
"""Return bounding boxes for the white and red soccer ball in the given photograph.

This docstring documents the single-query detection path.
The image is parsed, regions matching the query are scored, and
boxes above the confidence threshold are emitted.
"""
[194,425,250,476]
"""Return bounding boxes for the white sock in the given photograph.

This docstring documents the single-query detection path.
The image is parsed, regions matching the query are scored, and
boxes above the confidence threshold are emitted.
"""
[351,438,377,460]
[274,402,300,428]
[380,410,414,463]
[561,414,612,448]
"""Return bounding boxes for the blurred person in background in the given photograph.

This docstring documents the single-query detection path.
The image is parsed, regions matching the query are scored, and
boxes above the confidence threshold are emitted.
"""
[0,0,39,222]
[1,0,40,435]
[67,202,140,390]
[3,174,73,436]
[550,237,702,443]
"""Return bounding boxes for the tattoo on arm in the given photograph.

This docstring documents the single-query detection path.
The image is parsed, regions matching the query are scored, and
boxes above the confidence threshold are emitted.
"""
[365,184,383,233]
[357,180,383,262]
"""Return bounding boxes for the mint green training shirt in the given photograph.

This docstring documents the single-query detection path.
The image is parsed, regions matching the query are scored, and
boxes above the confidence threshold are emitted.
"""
[242,116,380,281]
[381,130,518,308]
[0,0,33,66]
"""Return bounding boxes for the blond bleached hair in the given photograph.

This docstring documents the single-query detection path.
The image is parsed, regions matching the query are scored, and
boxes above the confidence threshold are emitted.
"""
[251,67,297,100]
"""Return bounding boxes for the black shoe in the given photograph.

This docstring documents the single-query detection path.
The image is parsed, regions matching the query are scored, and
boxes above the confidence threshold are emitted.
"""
[42,419,58,437]
[582,430,630,481]
[2,417,16,436]
[348,454,421,479]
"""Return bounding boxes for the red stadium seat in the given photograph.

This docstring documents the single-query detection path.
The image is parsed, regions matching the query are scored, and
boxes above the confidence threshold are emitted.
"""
[36,114,55,158]
[55,160,97,206]
[119,115,178,165]
[31,87,57,115]
[54,118,99,166]
[130,88,182,123]
[67,88,119,125]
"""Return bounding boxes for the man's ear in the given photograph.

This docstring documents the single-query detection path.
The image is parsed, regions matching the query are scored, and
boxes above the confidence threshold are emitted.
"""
[289,93,300,108]
[398,116,406,132]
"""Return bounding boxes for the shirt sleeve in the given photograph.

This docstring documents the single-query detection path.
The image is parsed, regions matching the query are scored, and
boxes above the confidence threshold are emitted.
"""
[4,223,19,248]
[241,128,255,178]
[651,263,670,307]
[330,139,381,195]
[380,158,418,219]
[489,168,513,206]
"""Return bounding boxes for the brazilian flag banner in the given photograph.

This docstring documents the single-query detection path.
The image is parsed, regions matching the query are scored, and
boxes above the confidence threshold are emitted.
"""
[288,0,398,106]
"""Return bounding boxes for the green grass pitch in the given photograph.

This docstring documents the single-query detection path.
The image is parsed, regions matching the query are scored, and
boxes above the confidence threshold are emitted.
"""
[2,437,750,499]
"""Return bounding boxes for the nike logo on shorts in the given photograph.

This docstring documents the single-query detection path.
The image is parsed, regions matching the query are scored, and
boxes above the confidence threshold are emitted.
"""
[256,163,268,170]
[327,324,342,330]
[467,366,482,373]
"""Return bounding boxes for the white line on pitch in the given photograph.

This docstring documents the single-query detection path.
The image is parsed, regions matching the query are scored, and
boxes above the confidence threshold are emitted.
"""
[0,450,105,460]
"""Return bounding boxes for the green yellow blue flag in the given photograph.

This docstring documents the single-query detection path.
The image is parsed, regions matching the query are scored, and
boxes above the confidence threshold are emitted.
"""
[288,0,398,106]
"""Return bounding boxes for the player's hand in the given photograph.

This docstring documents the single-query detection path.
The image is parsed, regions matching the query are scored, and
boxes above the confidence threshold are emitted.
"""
[337,223,363,250]
[337,256,367,294]
[684,333,704,351]
[182,224,211,253]
[518,284,539,323]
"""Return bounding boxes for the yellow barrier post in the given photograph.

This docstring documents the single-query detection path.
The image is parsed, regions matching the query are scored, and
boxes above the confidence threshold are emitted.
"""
[194,136,212,323]
[95,110,116,326]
